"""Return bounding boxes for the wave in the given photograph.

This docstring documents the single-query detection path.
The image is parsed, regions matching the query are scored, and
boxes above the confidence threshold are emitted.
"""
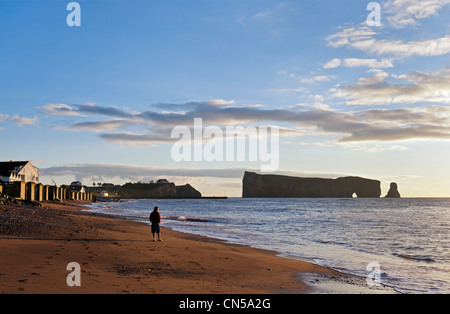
[162,215,209,223]
[394,253,436,263]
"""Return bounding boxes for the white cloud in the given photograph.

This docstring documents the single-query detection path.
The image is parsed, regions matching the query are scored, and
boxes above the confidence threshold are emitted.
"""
[334,66,450,106]
[384,0,450,28]
[40,163,250,182]
[39,103,86,117]
[353,35,450,57]
[323,58,342,69]
[11,115,39,126]
[0,114,9,122]
[326,26,377,49]
[0,113,39,127]
[301,75,332,84]
[269,87,306,93]
[252,3,288,20]
[312,94,330,110]
[341,143,409,153]
[65,119,134,132]
[326,26,450,57]
[206,99,236,106]
[324,58,394,69]
[344,58,394,68]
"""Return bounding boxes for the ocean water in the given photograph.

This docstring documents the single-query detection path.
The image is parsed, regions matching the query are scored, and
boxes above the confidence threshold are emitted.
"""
[84,198,450,294]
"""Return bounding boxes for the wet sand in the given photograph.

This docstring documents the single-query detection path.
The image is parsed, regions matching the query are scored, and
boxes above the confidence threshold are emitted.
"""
[0,201,397,294]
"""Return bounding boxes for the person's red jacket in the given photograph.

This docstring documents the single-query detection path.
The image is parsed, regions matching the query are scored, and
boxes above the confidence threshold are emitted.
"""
[150,211,161,223]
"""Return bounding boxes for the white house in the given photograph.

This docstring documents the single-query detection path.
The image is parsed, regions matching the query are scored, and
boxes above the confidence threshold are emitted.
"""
[0,161,40,183]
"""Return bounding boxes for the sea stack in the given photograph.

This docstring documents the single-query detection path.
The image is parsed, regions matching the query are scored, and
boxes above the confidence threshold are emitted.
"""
[385,182,401,198]
[242,171,381,198]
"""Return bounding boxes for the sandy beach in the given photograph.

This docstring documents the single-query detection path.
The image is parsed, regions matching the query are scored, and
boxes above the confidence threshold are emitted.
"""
[0,200,397,294]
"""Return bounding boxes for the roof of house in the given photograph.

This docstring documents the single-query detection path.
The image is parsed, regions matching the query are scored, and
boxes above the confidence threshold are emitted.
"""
[0,161,29,177]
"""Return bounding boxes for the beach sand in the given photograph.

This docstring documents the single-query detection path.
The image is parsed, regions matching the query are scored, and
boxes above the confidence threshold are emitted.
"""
[0,201,397,294]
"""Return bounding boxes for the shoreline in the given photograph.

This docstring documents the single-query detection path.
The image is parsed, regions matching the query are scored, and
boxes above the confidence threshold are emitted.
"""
[0,200,397,294]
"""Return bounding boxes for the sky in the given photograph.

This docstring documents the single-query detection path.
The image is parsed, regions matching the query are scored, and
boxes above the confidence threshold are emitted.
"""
[1,0,450,197]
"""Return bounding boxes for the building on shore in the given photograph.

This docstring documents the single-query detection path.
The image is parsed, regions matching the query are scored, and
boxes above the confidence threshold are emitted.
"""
[69,181,85,193]
[0,161,40,184]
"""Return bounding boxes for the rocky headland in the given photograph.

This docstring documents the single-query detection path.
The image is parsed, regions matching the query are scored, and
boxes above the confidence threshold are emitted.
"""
[107,182,203,199]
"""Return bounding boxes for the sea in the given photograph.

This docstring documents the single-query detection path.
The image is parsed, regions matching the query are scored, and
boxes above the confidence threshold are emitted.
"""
[84,197,450,294]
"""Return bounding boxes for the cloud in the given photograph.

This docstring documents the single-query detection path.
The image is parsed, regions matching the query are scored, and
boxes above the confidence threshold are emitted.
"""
[354,36,450,57]
[99,130,174,146]
[269,87,306,93]
[325,58,394,69]
[323,0,450,59]
[279,106,450,143]
[39,95,450,145]
[10,115,39,126]
[0,113,39,127]
[360,107,449,124]
[333,66,450,106]
[66,119,135,132]
[340,143,409,153]
[345,58,394,68]
[39,104,85,117]
[75,103,134,118]
[206,99,236,106]
[326,26,377,49]
[99,124,300,147]
[40,100,296,130]
[323,58,342,69]
[301,75,332,84]
[39,103,134,119]
[384,0,450,28]
[252,3,289,20]
[0,114,9,122]
[337,106,450,142]
[40,163,250,182]
[339,124,450,142]
[40,163,354,184]
[283,106,450,143]
[238,2,292,35]
[326,26,450,57]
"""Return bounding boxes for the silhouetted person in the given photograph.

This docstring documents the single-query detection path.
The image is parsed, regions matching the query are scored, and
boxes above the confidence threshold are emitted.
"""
[149,206,162,241]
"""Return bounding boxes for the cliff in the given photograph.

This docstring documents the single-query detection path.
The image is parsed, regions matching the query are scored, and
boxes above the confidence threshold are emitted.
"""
[115,182,203,199]
[385,182,401,198]
[176,184,202,198]
[118,182,177,198]
[242,172,381,198]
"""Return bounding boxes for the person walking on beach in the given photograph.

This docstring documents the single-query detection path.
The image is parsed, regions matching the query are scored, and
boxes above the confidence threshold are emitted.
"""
[149,206,162,241]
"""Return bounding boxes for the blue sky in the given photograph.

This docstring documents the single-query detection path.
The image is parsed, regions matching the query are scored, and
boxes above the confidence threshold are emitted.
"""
[1,0,450,197]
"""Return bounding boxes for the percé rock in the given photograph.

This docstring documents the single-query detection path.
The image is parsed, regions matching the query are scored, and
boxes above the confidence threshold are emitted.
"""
[242,171,381,198]
[385,182,401,198]
[175,184,202,198]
